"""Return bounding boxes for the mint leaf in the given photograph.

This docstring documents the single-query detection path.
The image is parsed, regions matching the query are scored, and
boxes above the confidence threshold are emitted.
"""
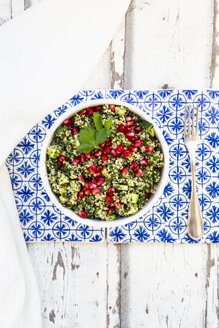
[78,127,95,144]
[106,128,112,136]
[141,121,152,130]
[77,143,95,153]
[95,128,107,144]
[93,112,103,131]
[104,119,112,131]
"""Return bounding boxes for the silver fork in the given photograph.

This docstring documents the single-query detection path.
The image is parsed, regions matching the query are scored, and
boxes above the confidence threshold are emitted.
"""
[184,105,203,240]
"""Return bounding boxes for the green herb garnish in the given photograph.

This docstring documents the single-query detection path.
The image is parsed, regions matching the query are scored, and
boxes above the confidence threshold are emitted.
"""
[77,113,112,153]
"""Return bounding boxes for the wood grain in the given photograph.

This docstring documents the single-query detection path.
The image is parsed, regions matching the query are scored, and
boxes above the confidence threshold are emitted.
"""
[0,0,218,327]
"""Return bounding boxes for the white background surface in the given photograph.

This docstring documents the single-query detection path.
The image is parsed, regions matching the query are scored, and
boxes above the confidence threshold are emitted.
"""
[1,0,218,327]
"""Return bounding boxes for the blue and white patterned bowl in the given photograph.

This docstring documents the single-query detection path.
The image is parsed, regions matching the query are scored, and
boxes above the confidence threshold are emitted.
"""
[40,98,169,228]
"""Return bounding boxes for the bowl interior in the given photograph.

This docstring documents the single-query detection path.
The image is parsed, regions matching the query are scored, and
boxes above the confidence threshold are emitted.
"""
[40,99,169,228]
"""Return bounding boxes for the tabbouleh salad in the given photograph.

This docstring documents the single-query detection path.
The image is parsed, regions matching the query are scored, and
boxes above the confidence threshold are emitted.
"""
[46,104,164,221]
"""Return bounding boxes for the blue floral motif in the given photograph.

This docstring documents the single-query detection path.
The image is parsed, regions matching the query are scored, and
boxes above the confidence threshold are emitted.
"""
[17,185,34,202]
[134,90,149,99]
[156,204,174,221]
[41,191,50,202]
[109,227,125,242]
[157,229,176,243]
[157,89,173,98]
[42,114,56,129]
[157,105,172,123]
[163,182,174,197]
[133,226,150,242]
[17,162,34,178]
[20,209,33,225]
[162,130,174,145]
[206,182,219,198]
[182,180,191,198]
[205,132,219,148]
[41,210,57,226]
[90,235,103,242]
[18,137,34,154]
[182,90,197,99]
[206,90,219,99]
[54,105,67,117]
[206,206,219,223]
[42,233,56,241]
[69,93,84,106]
[205,106,219,124]
[206,156,219,173]
[108,90,124,99]
[206,231,219,243]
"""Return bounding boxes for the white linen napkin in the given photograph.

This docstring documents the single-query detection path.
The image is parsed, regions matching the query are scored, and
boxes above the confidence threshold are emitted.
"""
[0,0,130,327]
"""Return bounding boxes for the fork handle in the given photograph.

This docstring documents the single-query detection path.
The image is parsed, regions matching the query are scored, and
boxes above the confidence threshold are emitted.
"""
[187,161,204,240]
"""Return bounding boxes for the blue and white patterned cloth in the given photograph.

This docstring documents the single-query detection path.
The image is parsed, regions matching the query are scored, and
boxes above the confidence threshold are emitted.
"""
[6,90,219,243]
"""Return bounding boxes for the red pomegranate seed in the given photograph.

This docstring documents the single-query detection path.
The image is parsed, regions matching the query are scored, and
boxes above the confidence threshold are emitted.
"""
[77,191,84,199]
[63,118,73,127]
[89,182,97,189]
[123,150,131,157]
[111,149,119,158]
[128,145,138,153]
[126,116,132,122]
[73,157,80,165]
[125,131,135,141]
[92,187,101,195]
[59,155,67,162]
[145,193,150,199]
[85,188,92,195]
[102,154,108,163]
[115,201,122,209]
[110,105,115,112]
[134,140,144,148]
[97,177,105,186]
[118,124,126,133]
[105,138,112,146]
[79,210,87,218]
[135,168,143,177]
[105,195,114,204]
[124,126,133,133]
[107,187,115,195]
[95,105,102,112]
[78,176,85,182]
[72,127,78,135]
[80,110,87,116]
[85,182,90,188]
[95,150,102,158]
[108,207,114,215]
[127,119,135,127]
[146,145,154,154]
[130,161,138,170]
[87,107,94,116]
[132,135,138,142]
[96,165,103,172]
[100,143,105,150]
[134,125,142,133]
[57,161,63,169]
[122,167,128,176]
[85,152,91,158]
[140,159,148,166]
[116,144,124,154]
[89,165,96,174]
[83,173,89,179]
[80,153,86,162]
[94,172,102,179]
[104,147,111,155]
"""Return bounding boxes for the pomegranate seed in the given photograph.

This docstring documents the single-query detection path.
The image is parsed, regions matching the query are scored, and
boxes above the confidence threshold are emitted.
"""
[95,105,102,112]
[118,124,126,133]
[123,150,131,157]
[102,154,108,163]
[130,161,138,170]
[85,152,91,158]
[126,116,132,122]
[122,167,128,176]
[105,195,114,204]
[96,165,103,172]
[72,127,78,135]
[83,173,89,179]
[116,145,124,154]
[78,176,85,182]
[79,210,87,219]
[146,145,153,154]
[145,193,150,199]
[97,177,105,186]
[82,186,87,192]
[73,157,80,165]
[85,188,92,195]
[125,131,135,141]
[135,168,143,177]
[89,182,97,189]
[107,187,115,195]
[111,149,119,158]
[63,118,73,127]
[140,159,148,166]
[95,150,102,157]
[87,107,94,116]
[132,135,138,142]
[134,140,144,148]
[94,172,102,179]
[115,201,122,209]
[104,147,111,155]
[89,165,96,174]
[92,187,101,195]
[79,110,87,116]
[134,125,142,133]
[100,143,105,150]
[127,119,135,127]
[85,182,90,188]
[128,145,138,153]
[108,207,114,215]
[80,153,86,162]
[105,138,112,146]
[110,105,115,112]
[59,155,66,162]
[57,161,63,169]
[77,191,84,199]
[124,126,133,133]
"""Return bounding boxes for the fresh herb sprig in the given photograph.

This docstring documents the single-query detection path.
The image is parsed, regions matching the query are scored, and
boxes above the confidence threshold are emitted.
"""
[77,112,112,153]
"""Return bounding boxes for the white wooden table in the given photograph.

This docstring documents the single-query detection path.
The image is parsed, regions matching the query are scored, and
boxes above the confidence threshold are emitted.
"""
[1,1,219,327]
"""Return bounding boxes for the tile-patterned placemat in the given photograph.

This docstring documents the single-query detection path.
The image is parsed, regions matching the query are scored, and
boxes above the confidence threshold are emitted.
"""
[107,90,219,243]
[6,89,219,243]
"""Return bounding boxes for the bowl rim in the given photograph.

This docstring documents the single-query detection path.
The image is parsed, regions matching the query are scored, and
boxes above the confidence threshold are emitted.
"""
[39,98,169,228]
